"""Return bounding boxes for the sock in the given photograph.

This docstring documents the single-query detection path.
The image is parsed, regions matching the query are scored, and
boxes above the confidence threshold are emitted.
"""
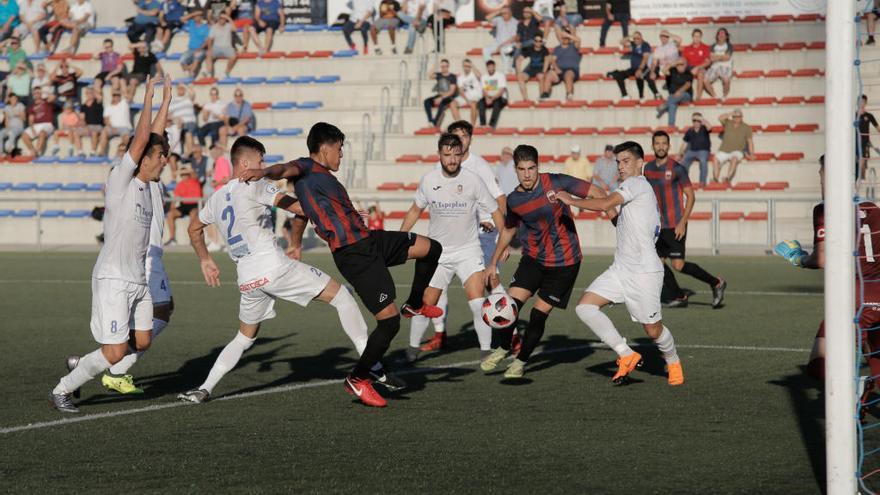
[54,348,111,395]
[352,315,400,378]
[431,290,448,333]
[490,282,506,295]
[406,239,442,308]
[680,261,720,288]
[575,304,634,357]
[662,264,684,301]
[468,298,492,350]
[517,308,549,362]
[409,315,430,347]
[491,298,523,350]
[199,331,256,393]
[108,318,169,375]
[653,326,679,364]
[329,287,369,355]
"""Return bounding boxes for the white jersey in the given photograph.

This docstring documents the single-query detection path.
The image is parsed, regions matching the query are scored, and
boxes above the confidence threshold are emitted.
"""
[612,176,664,274]
[92,152,152,284]
[437,152,503,222]
[199,178,289,284]
[145,181,166,275]
[415,168,497,252]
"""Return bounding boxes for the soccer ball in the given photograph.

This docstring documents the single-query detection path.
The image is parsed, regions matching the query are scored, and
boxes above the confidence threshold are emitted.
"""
[481,293,519,329]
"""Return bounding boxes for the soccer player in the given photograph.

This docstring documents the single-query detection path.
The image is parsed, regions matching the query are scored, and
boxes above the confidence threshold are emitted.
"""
[400,133,505,362]
[49,76,172,413]
[644,130,726,308]
[177,136,392,404]
[481,144,603,379]
[239,122,443,408]
[561,141,683,386]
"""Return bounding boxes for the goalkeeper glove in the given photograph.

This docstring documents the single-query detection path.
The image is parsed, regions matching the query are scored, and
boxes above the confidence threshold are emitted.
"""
[774,240,805,266]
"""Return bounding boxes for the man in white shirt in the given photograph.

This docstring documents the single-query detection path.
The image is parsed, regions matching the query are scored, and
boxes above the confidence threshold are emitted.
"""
[478,60,508,128]
[169,83,197,154]
[50,76,173,413]
[557,140,684,387]
[99,91,133,155]
[494,145,518,195]
[206,14,238,79]
[400,133,504,361]
[178,136,402,403]
[450,58,482,125]
[482,6,518,71]
[399,0,428,54]
[68,0,95,53]
[342,0,374,54]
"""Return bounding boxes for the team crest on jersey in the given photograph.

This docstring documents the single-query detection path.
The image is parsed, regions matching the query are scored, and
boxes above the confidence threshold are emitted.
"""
[456,184,463,195]
[665,170,673,180]
[546,190,558,203]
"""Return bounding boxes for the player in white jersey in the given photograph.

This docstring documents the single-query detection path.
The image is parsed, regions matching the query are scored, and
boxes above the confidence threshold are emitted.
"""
[400,133,505,362]
[177,136,403,403]
[556,141,684,387]
[50,76,173,413]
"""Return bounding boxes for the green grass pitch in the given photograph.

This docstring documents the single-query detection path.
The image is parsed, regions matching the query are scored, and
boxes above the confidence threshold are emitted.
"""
[0,251,836,493]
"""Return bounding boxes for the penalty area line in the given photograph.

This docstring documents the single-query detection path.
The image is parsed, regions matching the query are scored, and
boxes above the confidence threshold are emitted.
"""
[1,342,809,435]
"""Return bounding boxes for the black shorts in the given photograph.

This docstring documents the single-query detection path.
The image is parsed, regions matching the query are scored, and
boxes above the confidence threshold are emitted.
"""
[177,203,198,217]
[524,66,543,78]
[95,67,127,82]
[332,230,417,314]
[656,227,686,259]
[861,138,872,158]
[554,68,579,82]
[510,256,580,309]
[256,18,281,33]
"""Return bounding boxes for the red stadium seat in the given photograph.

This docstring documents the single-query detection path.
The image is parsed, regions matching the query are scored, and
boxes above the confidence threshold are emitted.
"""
[714,16,738,24]
[251,102,271,110]
[761,181,790,191]
[633,17,660,25]
[732,43,752,52]
[690,212,712,220]
[423,154,440,163]
[661,17,687,25]
[396,154,421,163]
[403,183,418,191]
[456,21,481,29]
[519,127,543,135]
[509,100,535,108]
[466,48,482,56]
[791,123,819,132]
[484,154,500,163]
[749,124,762,132]
[745,212,769,221]
[377,182,404,191]
[546,127,571,135]
[309,50,332,58]
[576,211,601,220]
[777,152,805,161]
[262,51,285,58]
[415,127,439,135]
[194,77,217,85]
[560,100,587,108]
[593,46,619,55]
[780,42,807,50]
[695,98,719,106]
[615,99,639,108]
[749,96,777,105]
[720,211,744,220]
[796,14,821,22]
[237,52,258,59]
[536,100,560,108]
[724,97,749,105]
[793,68,821,77]
[588,100,613,108]
[763,124,790,132]
[778,96,805,105]
[710,125,723,134]
[807,41,826,49]
[769,14,794,22]
[765,69,792,78]
[640,99,663,107]
[735,70,763,79]
[572,127,597,135]
[688,16,712,24]
[493,127,517,135]
[751,152,775,161]
[806,95,825,104]
[578,73,603,81]
[584,18,603,27]
[473,126,492,135]
[732,182,760,191]
[624,126,652,135]
[286,51,309,58]
[72,53,92,61]
[752,43,778,51]
[598,127,625,135]
[704,182,729,191]
[741,15,765,23]
[539,154,555,163]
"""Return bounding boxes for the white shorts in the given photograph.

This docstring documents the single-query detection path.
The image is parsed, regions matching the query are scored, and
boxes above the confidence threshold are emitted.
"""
[146,251,172,304]
[586,265,663,324]
[238,260,331,325]
[454,95,480,107]
[24,122,54,139]
[429,244,485,290]
[90,278,153,344]
[715,150,744,164]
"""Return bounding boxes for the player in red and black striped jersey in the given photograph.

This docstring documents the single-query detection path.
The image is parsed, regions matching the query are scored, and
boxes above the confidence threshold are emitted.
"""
[644,130,726,308]
[241,122,444,408]
[480,144,607,378]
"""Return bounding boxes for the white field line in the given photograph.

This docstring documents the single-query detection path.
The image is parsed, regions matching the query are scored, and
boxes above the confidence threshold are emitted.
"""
[1,341,809,435]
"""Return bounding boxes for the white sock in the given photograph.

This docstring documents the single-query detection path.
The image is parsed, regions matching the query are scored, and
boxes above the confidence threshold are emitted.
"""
[491,282,506,295]
[108,318,169,375]
[329,288,368,355]
[409,315,430,347]
[199,331,255,394]
[431,290,448,332]
[468,298,492,350]
[576,304,634,357]
[54,348,111,395]
[654,326,679,364]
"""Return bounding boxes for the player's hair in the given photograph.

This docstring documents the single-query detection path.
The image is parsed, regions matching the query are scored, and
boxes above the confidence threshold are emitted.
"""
[447,120,473,136]
[863,94,869,104]
[231,135,266,166]
[486,59,496,67]
[136,132,169,166]
[613,141,645,160]
[652,130,670,143]
[438,132,463,151]
[692,28,703,36]
[819,154,825,169]
[307,122,346,154]
[440,58,449,65]
[463,58,472,65]
[513,144,539,165]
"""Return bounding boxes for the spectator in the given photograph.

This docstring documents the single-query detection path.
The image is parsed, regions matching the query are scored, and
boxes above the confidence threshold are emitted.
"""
[563,144,591,181]
[592,144,619,192]
[495,145,518,194]
[515,32,549,101]
[531,0,554,39]
[206,13,238,78]
[94,39,128,96]
[30,62,54,103]
[6,60,31,105]
[157,0,187,52]
[0,0,19,45]
[450,58,481,125]
[423,58,456,127]
[38,0,73,53]
[180,10,210,77]
[209,142,231,188]
[169,82,197,154]
[230,0,258,52]
[673,28,711,101]
[703,27,733,100]
[607,31,658,100]
[543,26,580,100]
[128,0,162,45]
[599,0,629,47]
[370,0,400,55]
[366,204,384,230]
[220,87,254,145]
[14,0,44,53]
[254,0,283,53]
[859,94,880,180]
[198,85,226,145]
[50,59,82,105]
[99,91,132,155]
[426,0,456,52]
[553,0,582,33]
[20,86,53,156]
[649,30,679,83]
[478,59,507,128]
[398,0,427,54]
[67,0,95,53]
[342,0,372,54]
[678,113,711,186]
[52,100,82,156]
[206,0,233,22]
[186,143,208,184]
[515,8,540,62]
[126,42,162,102]
[0,35,29,81]
[165,164,202,245]
[77,86,103,156]
[655,57,692,125]
[0,92,24,156]
[483,7,518,71]
[869,3,878,45]
[714,109,754,183]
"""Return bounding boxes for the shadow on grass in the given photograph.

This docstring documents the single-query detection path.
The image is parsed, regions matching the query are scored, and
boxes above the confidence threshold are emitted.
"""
[582,337,667,384]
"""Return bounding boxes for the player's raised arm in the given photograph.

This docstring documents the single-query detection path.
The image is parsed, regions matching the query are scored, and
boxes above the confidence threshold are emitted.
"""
[556,190,624,212]
[399,202,425,232]
[240,159,305,183]
[188,215,221,287]
[129,75,159,164]
[484,224,516,288]
[151,76,173,135]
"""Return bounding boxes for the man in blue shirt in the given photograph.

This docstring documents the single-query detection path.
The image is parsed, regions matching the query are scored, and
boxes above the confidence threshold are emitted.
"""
[180,10,210,77]
[0,0,20,43]
[606,31,659,100]
[128,0,162,45]
[157,0,186,52]
[255,0,283,53]
[221,88,256,145]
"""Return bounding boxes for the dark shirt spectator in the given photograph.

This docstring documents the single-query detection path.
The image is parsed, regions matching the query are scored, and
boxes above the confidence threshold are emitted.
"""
[545,28,581,100]
[515,34,549,101]
[656,61,692,125]
[599,0,629,47]
[608,32,658,99]
[679,113,711,185]
[423,59,457,127]
[128,0,162,44]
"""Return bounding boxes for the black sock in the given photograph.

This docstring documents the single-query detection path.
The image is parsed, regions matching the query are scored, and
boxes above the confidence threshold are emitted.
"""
[491,298,524,350]
[662,264,685,301]
[352,315,400,378]
[680,261,720,288]
[406,239,442,308]
[516,308,549,362]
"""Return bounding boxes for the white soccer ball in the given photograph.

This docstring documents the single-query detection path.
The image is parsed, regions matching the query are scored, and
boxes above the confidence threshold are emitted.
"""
[481,293,519,329]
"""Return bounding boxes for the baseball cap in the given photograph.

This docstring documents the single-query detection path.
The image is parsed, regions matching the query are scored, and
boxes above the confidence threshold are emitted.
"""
[571,144,581,153]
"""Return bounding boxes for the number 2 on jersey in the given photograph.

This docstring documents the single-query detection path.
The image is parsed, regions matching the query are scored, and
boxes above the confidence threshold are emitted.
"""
[222,206,243,245]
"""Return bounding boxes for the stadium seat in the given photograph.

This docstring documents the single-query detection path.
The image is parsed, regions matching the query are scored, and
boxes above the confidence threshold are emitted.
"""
[402,183,418,191]
[736,70,763,79]
[12,209,37,217]
[546,127,571,135]
[36,183,62,191]
[703,182,730,191]
[576,211,600,220]
[264,154,284,163]
[84,156,109,164]
[791,124,819,132]
[310,50,333,58]
[745,212,769,221]
[694,98,719,107]
[315,75,341,83]
[423,154,439,163]
[12,182,36,191]
[377,182,404,191]
[720,211,744,220]
[493,127,517,135]
[33,156,57,164]
[776,152,805,161]
[508,100,534,109]
[731,182,760,191]
[690,212,712,220]
[763,124,790,132]
[778,96,804,105]
[261,51,285,59]
[332,50,358,58]
[286,51,309,59]
[761,181,790,190]
[0,209,12,217]
[598,127,624,135]
[749,96,777,105]
[40,210,64,218]
[415,127,439,135]
[752,43,778,51]
[250,128,277,136]
[396,154,421,163]
[560,100,587,108]
[298,101,323,109]
[536,100,560,109]
[752,152,775,160]
[277,128,303,136]
[86,183,103,192]
[291,75,316,83]
[519,127,543,136]
[766,69,792,78]
[58,157,81,164]
[266,76,291,84]
[572,127,597,135]
[64,210,91,218]
[272,101,297,109]
[61,183,87,191]
[218,77,242,85]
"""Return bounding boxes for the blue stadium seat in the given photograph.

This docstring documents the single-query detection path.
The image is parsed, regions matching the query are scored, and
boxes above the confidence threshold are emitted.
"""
[291,76,315,84]
[13,209,37,217]
[41,209,64,218]
[277,128,303,136]
[284,24,303,32]
[298,101,323,109]
[267,76,290,84]
[304,24,329,32]
[12,182,36,191]
[166,181,177,191]
[173,76,194,85]
[36,182,62,191]
[0,182,11,191]
[243,76,267,85]
[80,77,94,86]
[332,51,357,58]
[114,27,128,34]
[61,183,87,191]
[272,101,296,110]
[250,128,277,136]
[218,77,242,85]
[165,53,183,61]
[27,52,47,60]
[58,157,82,164]
[86,183,103,192]
[84,156,109,164]
[315,75,341,83]
[328,25,343,31]
[131,103,144,111]
[0,209,12,217]
[264,154,284,162]
[91,26,116,34]
[33,156,57,164]
[64,210,91,218]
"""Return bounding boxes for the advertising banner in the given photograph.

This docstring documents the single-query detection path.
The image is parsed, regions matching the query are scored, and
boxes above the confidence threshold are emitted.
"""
[629,0,828,18]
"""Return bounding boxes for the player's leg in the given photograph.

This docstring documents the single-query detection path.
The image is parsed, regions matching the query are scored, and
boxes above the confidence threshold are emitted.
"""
[626,270,682,385]
[459,250,493,353]
[394,232,443,317]
[99,286,155,394]
[656,229,686,305]
[415,285,447,355]
[670,234,726,308]
[481,257,540,371]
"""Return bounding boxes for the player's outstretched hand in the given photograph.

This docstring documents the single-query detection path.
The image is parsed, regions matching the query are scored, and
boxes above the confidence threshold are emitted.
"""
[555,190,573,205]
[286,245,302,261]
[674,221,687,240]
[773,240,805,266]
[201,258,221,287]
[144,74,156,97]
[162,75,172,102]
[499,247,510,262]
[239,168,266,183]
[483,265,500,289]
